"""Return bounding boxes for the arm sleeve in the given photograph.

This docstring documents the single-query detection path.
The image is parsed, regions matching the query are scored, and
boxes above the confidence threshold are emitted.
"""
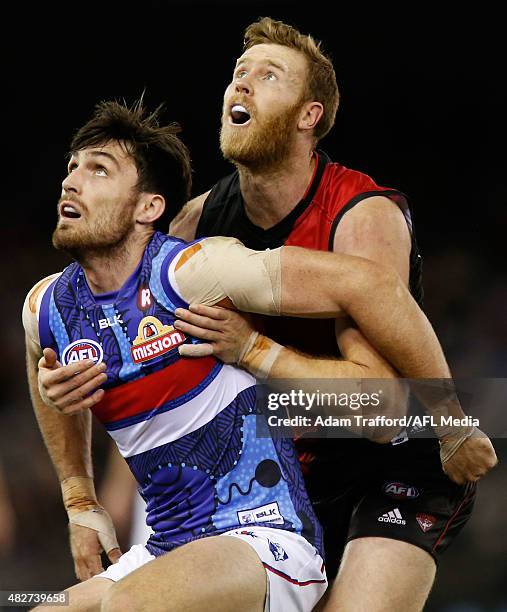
[172,237,282,315]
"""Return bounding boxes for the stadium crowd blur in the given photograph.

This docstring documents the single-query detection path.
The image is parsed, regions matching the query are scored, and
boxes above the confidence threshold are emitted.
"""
[1,2,505,610]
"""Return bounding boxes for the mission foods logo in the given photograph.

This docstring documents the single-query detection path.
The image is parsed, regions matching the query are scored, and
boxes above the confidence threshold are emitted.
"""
[130,316,186,364]
[62,339,104,365]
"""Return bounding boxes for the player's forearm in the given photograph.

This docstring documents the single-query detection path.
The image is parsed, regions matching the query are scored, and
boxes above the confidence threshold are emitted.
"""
[27,351,93,481]
[239,335,406,442]
[269,347,367,379]
[316,259,467,422]
[340,270,451,380]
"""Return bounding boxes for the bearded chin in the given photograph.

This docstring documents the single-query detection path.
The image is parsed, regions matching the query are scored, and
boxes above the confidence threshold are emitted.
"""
[52,219,134,264]
[220,105,300,172]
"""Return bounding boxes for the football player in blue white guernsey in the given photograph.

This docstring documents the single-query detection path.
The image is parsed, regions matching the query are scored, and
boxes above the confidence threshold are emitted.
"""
[24,101,491,612]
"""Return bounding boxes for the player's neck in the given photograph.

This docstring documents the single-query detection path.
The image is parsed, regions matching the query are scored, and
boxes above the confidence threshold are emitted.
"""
[238,149,316,230]
[79,231,151,295]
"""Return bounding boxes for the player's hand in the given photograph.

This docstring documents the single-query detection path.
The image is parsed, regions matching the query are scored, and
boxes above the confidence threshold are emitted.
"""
[441,428,498,484]
[69,521,121,581]
[38,348,107,415]
[175,304,255,363]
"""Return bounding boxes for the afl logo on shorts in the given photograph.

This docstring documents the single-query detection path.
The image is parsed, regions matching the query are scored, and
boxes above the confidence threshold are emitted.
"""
[62,339,104,365]
[383,481,420,500]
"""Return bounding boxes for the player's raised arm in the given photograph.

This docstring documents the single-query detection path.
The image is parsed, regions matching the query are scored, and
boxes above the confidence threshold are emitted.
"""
[23,281,121,580]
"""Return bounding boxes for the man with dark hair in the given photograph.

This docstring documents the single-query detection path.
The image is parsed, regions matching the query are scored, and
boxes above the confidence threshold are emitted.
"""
[61,100,191,236]
[26,99,490,611]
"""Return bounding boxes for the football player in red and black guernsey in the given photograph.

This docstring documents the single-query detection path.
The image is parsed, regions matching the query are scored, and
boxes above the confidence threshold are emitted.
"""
[37,17,497,612]
[169,18,497,611]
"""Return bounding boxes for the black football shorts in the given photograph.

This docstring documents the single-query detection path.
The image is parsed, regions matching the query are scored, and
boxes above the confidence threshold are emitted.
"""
[305,438,476,579]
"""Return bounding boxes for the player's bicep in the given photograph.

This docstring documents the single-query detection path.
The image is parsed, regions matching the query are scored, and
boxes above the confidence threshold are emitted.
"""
[173,238,377,319]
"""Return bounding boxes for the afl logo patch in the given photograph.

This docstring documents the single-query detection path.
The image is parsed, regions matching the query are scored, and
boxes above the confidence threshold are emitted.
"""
[383,482,420,500]
[62,339,104,365]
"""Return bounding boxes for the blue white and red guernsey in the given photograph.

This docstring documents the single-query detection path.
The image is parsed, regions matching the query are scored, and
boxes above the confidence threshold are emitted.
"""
[37,231,323,559]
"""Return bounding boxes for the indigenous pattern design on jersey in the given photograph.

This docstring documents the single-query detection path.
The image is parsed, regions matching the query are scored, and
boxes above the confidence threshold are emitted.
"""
[37,232,323,558]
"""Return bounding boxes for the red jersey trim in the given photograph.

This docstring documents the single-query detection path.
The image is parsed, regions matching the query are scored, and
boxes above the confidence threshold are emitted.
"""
[92,356,217,424]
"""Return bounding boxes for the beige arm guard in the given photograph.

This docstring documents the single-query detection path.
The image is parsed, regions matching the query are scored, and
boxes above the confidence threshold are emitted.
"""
[61,476,119,554]
[172,237,282,314]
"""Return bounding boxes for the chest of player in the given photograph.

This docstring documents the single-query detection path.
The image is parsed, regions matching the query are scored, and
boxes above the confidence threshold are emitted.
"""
[59,292,186,378]
[40,234,199,390]
[46,273,221,428]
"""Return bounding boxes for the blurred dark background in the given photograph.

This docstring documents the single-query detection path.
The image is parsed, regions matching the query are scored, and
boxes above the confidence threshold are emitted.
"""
[0,2,505,610]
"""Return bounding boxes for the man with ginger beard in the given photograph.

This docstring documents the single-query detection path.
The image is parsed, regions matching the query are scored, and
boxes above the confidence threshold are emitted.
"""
[168,17,497,612]
[36,18,497,612]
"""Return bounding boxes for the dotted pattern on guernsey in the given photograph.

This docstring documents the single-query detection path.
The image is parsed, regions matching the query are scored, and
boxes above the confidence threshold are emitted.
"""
[100,303,142,382]
[211,414,302,534]
[149,240,182,312]
[49,290,70,355]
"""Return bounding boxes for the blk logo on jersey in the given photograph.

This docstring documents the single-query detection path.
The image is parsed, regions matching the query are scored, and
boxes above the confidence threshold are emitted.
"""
[131,316,186,364]
[98,314,123,330]
[416,513,436,532]
[237,502,284,526]
[62,339,104,365]
[383,482,420,500]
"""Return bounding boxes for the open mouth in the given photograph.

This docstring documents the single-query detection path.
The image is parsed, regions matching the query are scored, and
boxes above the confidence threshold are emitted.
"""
[60,203,82,219]
[230,104,251,126]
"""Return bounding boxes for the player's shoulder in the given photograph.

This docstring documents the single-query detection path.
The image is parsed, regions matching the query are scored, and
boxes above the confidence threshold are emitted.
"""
[24,273,62,315]
[322,158,379,192]
[170,191,211,241]
[22,273,62,344]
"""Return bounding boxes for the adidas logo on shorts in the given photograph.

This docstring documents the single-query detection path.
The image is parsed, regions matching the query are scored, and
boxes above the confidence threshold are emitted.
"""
[377,508,406,525]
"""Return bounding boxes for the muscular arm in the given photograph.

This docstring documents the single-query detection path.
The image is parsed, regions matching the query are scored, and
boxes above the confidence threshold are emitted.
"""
[27,335,94,480]
[278,246,449,378]
[173,234,449,380]
[23,279,94,482]
[271,196,411,378]
[23,282,120,579]
[174,203,496,479]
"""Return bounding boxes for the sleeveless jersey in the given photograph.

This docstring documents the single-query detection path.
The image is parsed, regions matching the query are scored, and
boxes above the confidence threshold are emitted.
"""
[196,152,436,484]
[37,232,323,557]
